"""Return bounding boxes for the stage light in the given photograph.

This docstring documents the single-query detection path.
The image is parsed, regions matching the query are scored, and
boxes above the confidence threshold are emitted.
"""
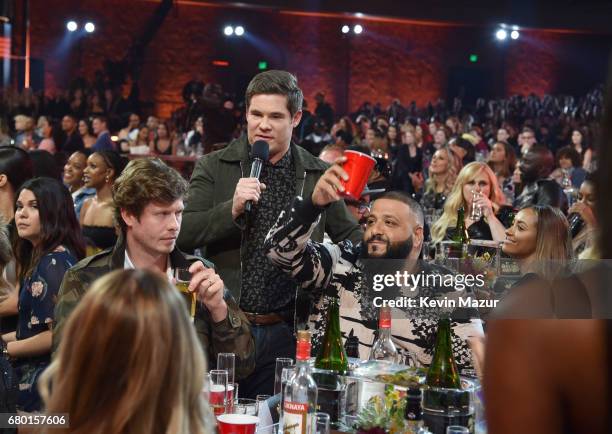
[66,21,78,32]
[496,29,507,41]
[341,25,350,34]
[353,24,363,34]
[510,30,520,40]
[224,26,234,36]
[235,26,244,36]
[84,22,95,33]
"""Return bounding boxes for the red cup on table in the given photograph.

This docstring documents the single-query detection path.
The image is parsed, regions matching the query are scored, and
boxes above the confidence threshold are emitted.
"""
[217,414,259,434]
[340,150,377,201]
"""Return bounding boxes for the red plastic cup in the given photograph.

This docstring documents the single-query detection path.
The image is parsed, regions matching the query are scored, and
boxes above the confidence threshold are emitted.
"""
[217,414,259,434]
[340,150,376,201]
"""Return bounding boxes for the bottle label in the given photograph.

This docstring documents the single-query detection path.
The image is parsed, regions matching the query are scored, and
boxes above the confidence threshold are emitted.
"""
[282,401,311,434]
[296,340,311,361]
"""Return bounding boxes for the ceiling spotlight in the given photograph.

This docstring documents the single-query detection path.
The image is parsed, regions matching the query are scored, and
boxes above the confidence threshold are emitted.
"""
[353,24,363,34]
[223,26,234,36]
[234,26,244,36]
[66,21,78,32]
[510,30,520,40]
[84,22,95,33]
[495,29,508,40]
[341,25,350,34]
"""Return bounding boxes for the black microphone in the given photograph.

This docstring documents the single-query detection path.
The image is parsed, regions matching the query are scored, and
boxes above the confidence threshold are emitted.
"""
[245,140,269,213]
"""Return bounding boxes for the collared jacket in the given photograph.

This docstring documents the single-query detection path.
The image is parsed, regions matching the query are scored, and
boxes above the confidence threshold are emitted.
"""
[177,134,362,325]
[53,235,256,380]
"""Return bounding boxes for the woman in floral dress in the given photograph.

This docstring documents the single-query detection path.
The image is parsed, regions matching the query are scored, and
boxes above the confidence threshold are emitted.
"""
[0,177,85,412]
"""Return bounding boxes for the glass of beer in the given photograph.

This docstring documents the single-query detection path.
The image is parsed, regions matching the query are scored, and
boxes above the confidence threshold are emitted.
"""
[174,267,196,320]
[209,369,229,416]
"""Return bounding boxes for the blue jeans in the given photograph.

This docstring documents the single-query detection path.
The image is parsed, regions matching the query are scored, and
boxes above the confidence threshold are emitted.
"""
[238,322,296,399]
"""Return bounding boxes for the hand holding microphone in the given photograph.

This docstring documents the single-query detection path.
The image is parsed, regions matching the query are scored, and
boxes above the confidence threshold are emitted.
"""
[231,140,269,219]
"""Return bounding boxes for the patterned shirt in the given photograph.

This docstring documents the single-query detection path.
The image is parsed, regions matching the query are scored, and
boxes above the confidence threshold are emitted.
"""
[240,149,297,313]
[263,196,484,375]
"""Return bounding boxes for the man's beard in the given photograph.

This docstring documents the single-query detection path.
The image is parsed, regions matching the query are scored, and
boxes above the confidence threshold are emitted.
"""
[360,234,414,260]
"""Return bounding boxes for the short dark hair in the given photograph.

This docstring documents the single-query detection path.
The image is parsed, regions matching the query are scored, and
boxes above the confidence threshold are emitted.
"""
[0,146,33,193]
[93,115,107,125]
[112,158,189,232]
[376,191,424,227]
[556,146,581,168]
[245,70,303,117]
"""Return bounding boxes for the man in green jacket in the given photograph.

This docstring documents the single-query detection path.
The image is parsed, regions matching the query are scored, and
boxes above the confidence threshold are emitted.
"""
[178,70,362,397]
[55,158,255,380]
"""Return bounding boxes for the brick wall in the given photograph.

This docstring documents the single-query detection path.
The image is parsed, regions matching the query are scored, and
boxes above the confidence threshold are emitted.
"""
[21,0,610,118]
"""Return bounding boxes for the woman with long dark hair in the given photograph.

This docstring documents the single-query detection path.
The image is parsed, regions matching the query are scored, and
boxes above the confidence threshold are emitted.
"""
[0,177,85,412]
[80,150,127,254]
[570,128,593,171]
[487,140,517,199]
[78,119,96,150]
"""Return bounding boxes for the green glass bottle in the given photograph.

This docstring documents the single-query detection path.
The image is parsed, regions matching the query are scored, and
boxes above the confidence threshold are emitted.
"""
[426,318,461,389]
[449,207,469,259]
[451,207,468,245]
[315,297,349,374]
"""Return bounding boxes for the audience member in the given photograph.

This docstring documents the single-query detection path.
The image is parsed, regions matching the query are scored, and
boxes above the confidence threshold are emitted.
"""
[54,158,255,377]
[43,269,212,434]
[431,162,512,243]
[92,115,115,151]
[61,114,85,154]
[514,145,566,211]
[0,147,34,224]
[1,177,85,412]
[551,146,587,189]
[78,118,96,149]
[80,150,126,253]
[63,150,95,219]
[419,147,461,210]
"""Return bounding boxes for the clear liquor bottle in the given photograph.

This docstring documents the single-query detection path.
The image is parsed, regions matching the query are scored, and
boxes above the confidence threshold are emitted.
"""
[281,330,318,434]
[368,306,400,363]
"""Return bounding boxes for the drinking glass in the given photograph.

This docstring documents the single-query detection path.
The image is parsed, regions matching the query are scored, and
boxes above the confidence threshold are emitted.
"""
[256,394,271,418]
[315,412,330,434]
[470,189,483,220]
[273,358,294,395]
[234,398,258,416]
[227,383,238,412]
[280,366,296,392]
[218,353,236,385]
[209,369,228,416]
[174,268,196,320]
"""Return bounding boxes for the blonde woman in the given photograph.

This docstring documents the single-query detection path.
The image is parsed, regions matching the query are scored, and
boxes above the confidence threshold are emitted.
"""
[418,147,461,210]
[431,162,512,244]
[39,269,212,434]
